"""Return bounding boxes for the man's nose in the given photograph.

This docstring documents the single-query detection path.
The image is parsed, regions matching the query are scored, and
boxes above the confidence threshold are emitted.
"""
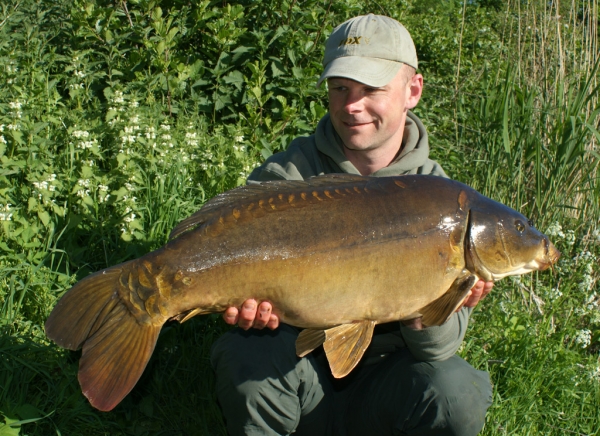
[343,90,365,113]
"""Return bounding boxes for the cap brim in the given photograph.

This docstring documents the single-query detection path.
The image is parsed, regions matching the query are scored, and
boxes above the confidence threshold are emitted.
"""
[317,56,405,88]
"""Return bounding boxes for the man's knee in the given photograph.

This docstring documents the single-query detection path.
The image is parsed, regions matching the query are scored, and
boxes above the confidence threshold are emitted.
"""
[416,356,492,435]
[210,325,330,436]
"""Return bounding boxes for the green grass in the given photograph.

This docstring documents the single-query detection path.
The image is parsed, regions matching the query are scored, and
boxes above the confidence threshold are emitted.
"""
[0,0,599,434]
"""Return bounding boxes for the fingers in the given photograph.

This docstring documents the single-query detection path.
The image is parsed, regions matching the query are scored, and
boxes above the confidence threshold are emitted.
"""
[222,299,280,330]
[462,280,494,308]
[237,299,259,330]
[222,306,239,325]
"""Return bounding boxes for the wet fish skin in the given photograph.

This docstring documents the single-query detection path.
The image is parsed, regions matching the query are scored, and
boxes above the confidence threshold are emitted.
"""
[44,174,560,411]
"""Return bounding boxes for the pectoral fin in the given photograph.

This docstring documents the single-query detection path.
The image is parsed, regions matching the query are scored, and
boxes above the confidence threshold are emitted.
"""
[420,272,478,327]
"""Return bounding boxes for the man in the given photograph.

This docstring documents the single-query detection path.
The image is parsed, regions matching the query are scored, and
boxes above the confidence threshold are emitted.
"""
[211,14,493,436]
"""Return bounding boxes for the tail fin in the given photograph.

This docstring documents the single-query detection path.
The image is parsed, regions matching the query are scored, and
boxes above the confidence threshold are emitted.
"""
[45,264,162,411]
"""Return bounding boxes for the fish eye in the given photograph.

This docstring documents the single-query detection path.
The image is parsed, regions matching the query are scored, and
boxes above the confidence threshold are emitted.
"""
[515,220,525,233]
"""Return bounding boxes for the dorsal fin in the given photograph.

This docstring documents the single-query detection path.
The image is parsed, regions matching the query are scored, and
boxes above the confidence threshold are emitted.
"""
[169,174,376,240]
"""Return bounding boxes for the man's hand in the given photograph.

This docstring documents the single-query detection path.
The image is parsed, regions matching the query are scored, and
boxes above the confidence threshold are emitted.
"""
[460,280,493,308]
[222,299,280,330]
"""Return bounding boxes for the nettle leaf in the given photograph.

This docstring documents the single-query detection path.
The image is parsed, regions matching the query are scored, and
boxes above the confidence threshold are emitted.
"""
[270,59,285,77]
[291,66,304,79]
[223,71,244,90]
[27,197,37,212]
[152,7,163,22]
[9,131,24,145]
[214,92,232,112]
[230,46,253,63]
[38,210,51,227]
[166,27,180,44]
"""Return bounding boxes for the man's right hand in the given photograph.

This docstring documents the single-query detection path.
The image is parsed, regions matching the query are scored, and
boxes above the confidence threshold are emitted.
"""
[223,299,280,330]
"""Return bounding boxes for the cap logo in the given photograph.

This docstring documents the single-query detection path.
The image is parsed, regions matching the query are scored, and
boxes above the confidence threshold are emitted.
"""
[338,36,362,46]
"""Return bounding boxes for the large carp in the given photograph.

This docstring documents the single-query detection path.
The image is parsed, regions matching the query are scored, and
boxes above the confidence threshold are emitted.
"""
[45,174,560,411]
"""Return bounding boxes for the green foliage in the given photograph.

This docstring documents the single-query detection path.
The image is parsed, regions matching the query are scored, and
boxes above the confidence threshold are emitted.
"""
[0,0,598,434]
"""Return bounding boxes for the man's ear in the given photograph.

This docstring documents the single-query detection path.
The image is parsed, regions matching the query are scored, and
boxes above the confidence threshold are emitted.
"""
[405,73,423,110]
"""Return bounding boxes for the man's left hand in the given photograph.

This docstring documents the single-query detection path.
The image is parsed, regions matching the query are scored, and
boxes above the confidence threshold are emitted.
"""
[460,280,493,308]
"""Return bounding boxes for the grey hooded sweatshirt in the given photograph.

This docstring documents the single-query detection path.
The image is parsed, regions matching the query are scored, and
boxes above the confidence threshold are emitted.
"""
[248,111,472,362]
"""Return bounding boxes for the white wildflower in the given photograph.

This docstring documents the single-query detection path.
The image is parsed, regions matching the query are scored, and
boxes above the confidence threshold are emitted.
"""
[7,124,19,131]
[574,329,592,348]
[580,274,595,292]
[76,189,90,198]
[72,130,90,139]
[78,179,91,188]
[9,101,22,110]
[113,91,125,104]
[546,222,565,238]
[121,135,136,144]
[592,229,600,244]
[546,286,562,300]
[235,135,244,143]
[589,366,600,382]
[0,136,6,144]
[0,204,12,221]
[33,181,49,190]
[564,230,576,246]
[160,124,171,131]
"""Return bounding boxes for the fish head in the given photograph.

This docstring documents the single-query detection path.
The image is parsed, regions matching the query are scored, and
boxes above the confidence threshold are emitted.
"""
[465,203,561,282]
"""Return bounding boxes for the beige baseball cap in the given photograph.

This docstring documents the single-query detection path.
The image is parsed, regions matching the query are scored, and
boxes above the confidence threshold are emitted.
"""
[317,14,418,87]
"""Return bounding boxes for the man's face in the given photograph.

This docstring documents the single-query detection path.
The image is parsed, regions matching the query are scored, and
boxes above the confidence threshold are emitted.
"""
[327,68,422,156]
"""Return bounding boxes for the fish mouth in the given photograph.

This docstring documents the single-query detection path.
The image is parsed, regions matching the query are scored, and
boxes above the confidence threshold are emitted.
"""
[537,238,561,271]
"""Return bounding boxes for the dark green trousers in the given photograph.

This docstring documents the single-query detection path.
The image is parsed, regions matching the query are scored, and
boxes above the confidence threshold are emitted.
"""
[211,324,492,436]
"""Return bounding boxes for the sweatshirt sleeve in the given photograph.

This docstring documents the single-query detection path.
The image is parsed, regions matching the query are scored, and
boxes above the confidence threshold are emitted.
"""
[399,307,472,361]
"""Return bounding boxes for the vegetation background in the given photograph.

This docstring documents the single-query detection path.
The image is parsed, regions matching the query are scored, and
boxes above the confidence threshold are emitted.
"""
[0,0,599,434]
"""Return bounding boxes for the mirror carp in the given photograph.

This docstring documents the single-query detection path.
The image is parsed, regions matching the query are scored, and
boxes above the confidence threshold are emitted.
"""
[45,174,560,411]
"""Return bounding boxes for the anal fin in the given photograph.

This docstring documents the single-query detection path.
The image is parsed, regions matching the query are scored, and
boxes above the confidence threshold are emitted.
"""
[323,320,377,378]
[420,272,478,327]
